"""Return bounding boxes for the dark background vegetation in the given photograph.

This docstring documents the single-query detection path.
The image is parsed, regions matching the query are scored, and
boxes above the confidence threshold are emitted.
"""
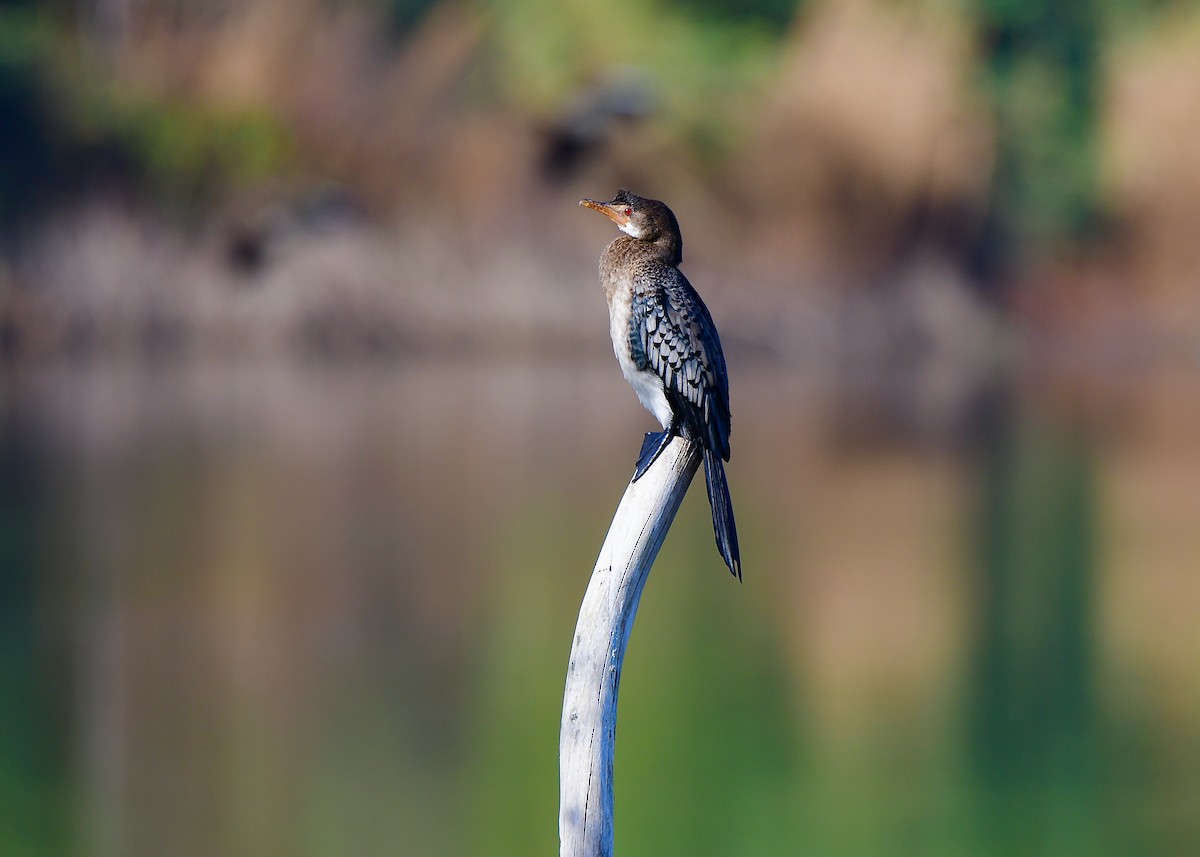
[2,0,1198,855]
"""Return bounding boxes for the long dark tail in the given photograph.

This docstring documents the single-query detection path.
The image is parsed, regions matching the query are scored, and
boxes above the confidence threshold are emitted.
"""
[703,448,741,580]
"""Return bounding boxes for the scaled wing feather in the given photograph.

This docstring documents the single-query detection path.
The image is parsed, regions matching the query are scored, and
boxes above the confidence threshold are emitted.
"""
[630,264,731,461]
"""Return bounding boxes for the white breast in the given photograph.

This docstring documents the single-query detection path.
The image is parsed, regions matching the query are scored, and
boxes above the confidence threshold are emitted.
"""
[608,289,672,428]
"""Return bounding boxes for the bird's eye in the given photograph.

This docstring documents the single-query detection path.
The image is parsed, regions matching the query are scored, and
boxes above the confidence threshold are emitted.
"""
[624,208,632,217]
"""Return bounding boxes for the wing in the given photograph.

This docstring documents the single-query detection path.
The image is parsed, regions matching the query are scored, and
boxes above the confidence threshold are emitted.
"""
[629,264,731,460]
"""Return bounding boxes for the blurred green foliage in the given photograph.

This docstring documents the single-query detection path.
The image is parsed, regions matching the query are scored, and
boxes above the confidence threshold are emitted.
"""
[77,93,293,194]
[0,9,58,231]
[385,0,442,34]
[678,0,800,30]
[482,0,784,158]
[0,0,1193,270]
[973,0,1104,276]
[0,5,292,229]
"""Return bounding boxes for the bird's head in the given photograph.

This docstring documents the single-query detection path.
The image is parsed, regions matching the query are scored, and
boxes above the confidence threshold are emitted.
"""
[580,189,682,264]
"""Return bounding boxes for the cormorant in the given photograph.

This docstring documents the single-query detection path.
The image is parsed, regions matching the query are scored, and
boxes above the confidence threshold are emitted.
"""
[580,189,741,579]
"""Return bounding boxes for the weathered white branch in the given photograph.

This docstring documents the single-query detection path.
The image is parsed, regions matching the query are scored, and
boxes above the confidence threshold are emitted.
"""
[559,436,702,857]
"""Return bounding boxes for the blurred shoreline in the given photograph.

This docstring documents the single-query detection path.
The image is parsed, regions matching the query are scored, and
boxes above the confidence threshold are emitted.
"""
[4,0,1200,370]
[3,192,1196,374]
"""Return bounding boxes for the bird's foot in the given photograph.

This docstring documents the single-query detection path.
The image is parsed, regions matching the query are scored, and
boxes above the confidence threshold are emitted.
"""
[633,430,674,482]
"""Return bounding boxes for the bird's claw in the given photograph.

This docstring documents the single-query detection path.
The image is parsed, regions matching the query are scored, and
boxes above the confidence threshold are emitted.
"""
[633,430,674,482]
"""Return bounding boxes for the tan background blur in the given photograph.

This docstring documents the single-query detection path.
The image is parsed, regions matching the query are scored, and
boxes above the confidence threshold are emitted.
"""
[2,0,1198,855]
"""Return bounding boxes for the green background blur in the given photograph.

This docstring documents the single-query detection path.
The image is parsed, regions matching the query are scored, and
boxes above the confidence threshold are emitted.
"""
[2,0,1199,855]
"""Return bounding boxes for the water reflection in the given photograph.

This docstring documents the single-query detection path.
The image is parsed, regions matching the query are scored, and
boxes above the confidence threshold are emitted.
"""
[2,357,1197,856]
[968,380,1100,855]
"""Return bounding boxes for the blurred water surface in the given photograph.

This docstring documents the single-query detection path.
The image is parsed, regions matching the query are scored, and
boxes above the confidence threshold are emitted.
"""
[2,354,1198,857]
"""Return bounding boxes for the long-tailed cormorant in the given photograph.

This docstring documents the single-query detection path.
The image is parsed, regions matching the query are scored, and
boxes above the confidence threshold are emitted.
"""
[580,189,741,579]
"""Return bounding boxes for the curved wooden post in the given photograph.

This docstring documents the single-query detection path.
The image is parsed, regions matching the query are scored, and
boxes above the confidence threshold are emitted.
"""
[559,436,702,857]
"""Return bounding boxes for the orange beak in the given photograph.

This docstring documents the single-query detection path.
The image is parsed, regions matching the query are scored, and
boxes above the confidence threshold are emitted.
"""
[580,198,631,228]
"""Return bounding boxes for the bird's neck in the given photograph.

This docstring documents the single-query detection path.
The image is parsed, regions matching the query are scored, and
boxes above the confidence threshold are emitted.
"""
[601,235,682,277]
[648,233,682,267]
